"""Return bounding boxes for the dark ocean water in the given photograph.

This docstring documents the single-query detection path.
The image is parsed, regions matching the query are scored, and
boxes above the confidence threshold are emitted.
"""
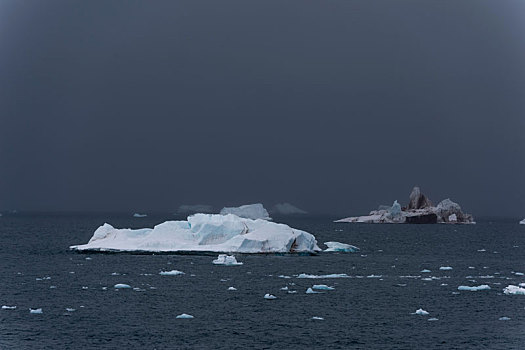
[1,213,525,349]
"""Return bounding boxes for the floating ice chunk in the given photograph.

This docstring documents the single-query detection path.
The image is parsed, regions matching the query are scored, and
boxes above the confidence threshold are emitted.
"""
[220,203,271,220]
[323,242,360,253]
[264,294,277,300]
[311,316,324,320]
[428,318,439,321]
[2,305,16,310]
[503,285,525,295]
[114,283,131,289]
[477,249,486,252]
[280,286,289,291]
[439,266,453,270]
[414,309,429,316]
[312,284,335,290]
[227,287,237,291]
[297,273,350,279]
[159,270,185,276]
[420,269,431,273]
[457,285,491,291]
[133,213,147,218]
[514,272,524,276]
[66,308,76,312]
[212,254,243,266]
[287,290,297,294]
[306,288,320,294]
[520,218,525,225]
[367,274,382,278]
[278,275,291,279]
[499,317,511,321]
[176,313,194,319]
[29,308,43,314]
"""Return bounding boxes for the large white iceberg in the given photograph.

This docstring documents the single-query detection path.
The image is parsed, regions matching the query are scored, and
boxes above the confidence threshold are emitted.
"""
[70,214,320,254]
[220,203,271,220]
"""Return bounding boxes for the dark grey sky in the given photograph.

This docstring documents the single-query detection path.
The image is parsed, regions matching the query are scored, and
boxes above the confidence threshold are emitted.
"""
[1,0,524,217]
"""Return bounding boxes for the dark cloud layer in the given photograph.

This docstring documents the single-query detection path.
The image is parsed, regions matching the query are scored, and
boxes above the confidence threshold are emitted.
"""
[1,1,524,217]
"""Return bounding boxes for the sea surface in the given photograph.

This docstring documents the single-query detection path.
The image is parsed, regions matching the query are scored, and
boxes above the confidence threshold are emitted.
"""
[1,213,524,349]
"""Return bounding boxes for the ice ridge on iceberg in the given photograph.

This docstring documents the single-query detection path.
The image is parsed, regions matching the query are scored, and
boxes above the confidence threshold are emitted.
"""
[70,214,320,254]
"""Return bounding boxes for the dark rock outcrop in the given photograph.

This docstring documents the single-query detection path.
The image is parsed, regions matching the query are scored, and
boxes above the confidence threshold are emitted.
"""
[407,186,433,210]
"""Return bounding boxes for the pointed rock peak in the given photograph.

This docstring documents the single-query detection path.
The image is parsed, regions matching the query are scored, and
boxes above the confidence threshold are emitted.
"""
[408,186,433,210]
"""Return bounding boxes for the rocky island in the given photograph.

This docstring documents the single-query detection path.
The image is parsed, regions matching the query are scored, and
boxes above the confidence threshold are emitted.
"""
[335,186,475,224]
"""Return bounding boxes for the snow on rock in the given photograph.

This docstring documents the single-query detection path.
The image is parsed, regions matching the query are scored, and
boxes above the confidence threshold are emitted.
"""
[271,203,307,215]
[114,284,131,289]
[312,284,335,290]
[503,285,525,295]
[324,242,359,253]
[457,285,491,291]
[264,294,277,300]
[297,273,350,279]
[70,214,320,254]
[29,308,43,314]
[414,309,429,316]
[133,213,147,218]
[220,203,271,220]
[159,270,185,276]
[2,305,16,310]
[176,313,194,319]
[212,254,243,266]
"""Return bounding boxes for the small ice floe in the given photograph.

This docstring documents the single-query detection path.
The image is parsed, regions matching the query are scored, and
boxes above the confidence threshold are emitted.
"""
[413,309,429,316]
[323,241,360,253]
[468,266,475,269]
[111,272,120,276]
[2,305,16,310]
[36,276,51,281]
[278,275,291,279]
[396,284,407,287]
[212,254,243,266]
[477,249,486,252]
[29,308,43,314]
[312,285,335,291]
[133,213,147,218]
[400,275,421,279]
[503,285,525,295]
[82,286,88,290]
[311,316,324,320]
[220,279,229,282]
[367,274,382,278]
[457,285,491,291]
[420,269,431,273]
[514,272,524,276]
[159,270,185,276]
[297,273,350,279]
[306,288,320,294]
[440,283,448,286]
[49,286,57,289]
[280,286,289,291]
[452,292,460,295]
[176,313,194,319]
[102,287,108,290]
[439,267,453,271]
[499,317,511,321]
[85,257,92,260]
[428,318,439,321]
[114,283,131,289]
[264,294,277,300]
[66,308,76,312]
[287,290,297,294]
[421,278,433,281]
[227,287,237,291]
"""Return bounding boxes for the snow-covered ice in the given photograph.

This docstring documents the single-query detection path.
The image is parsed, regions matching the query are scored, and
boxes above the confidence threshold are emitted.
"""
[114,283,131,289]
[29,308,43,314]
[457,285,491,291]
[176,313,194,319]
[297,273,350,279]
[159,270,185,276]
[133,213,147,218]
[312,285,334,290]
[414,309,429,316]
[70,214,320,254]
[323,241,359,253]
[220,204,270,220]
[503,285,525,295]
[212,254,243,266]
[264,294,277,300]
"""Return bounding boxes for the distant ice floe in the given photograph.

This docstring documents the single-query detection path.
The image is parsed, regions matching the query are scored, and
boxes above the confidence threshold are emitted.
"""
[66,308,76,312]
[311,316,324,320]
[499,317,511,321]
[29,308,43,314]
[420,269,431,273]
[271,203,307,215]
[220,203,271,220]
[264,294,277,300]
[297,273,350,279]
[70,214,319,254]
[414,309,429,316]
[2,305,16,310]
[227,287,237,291]
[176,313,194,319]
[520,218,525,225]
[439,266,453,271]
[503,285,525,295]
[323,242,359,253]
[212,254,243,266]
[457,285,491,291]
[114,284,131,289]
[428,318,439,321]
[159,270,185,276]
[312,285,335,290]
[133,213,147,218]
